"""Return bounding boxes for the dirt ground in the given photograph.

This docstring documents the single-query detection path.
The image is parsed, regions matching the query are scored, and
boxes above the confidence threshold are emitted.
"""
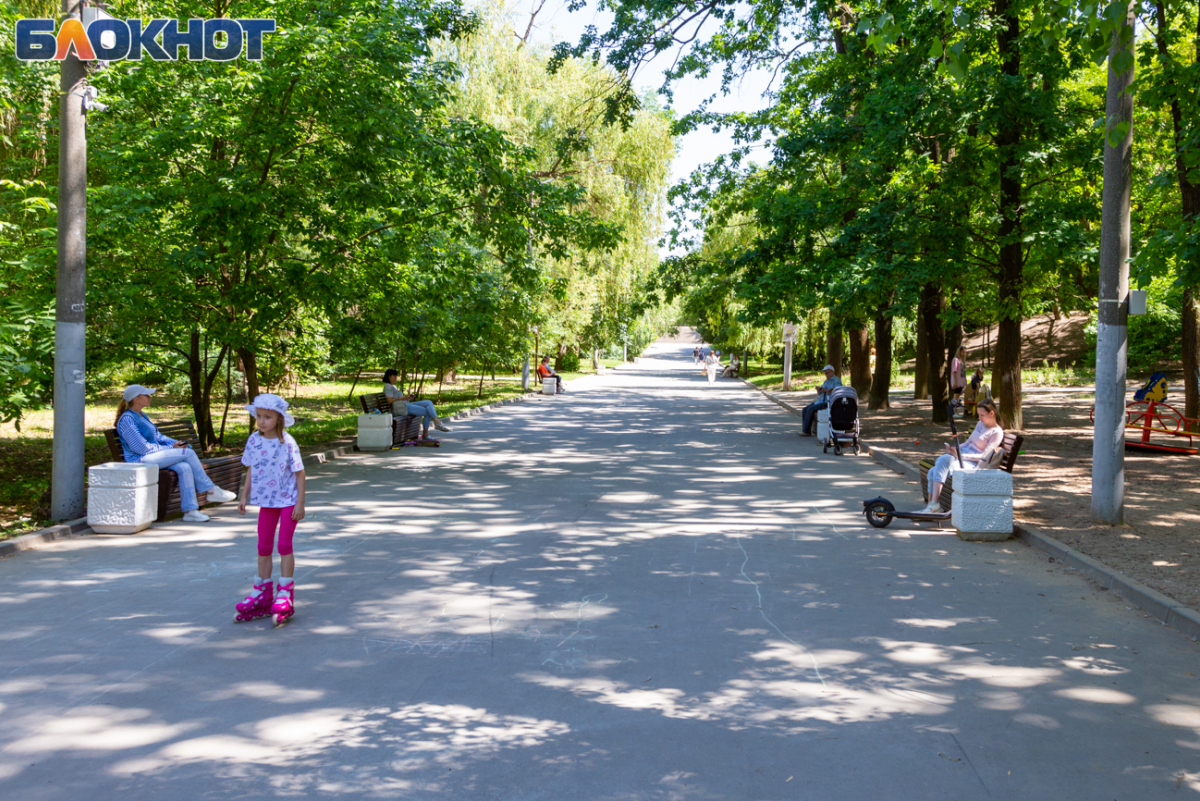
[855,389,1200,612]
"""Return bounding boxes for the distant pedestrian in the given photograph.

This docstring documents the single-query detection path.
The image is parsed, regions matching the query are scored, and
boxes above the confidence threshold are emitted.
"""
[950,346,967,405]
[693,346,700,364]
[706,351,721,384]
[234,394,306,626]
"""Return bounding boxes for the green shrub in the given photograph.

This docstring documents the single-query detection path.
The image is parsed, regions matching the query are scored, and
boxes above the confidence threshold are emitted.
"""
[559,351,581,372]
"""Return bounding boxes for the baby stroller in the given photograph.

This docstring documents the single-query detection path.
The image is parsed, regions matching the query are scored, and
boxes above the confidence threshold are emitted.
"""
[823,387,862,456]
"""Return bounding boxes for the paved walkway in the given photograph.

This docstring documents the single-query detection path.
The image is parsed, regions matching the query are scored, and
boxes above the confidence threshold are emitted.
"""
[2,338,1198,799]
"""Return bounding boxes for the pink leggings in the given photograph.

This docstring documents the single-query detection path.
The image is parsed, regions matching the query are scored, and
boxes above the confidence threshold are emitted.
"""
[257,506,298,557]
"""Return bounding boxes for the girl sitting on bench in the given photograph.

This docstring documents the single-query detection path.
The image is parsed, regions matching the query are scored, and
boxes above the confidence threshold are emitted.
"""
[923,399,1004,513]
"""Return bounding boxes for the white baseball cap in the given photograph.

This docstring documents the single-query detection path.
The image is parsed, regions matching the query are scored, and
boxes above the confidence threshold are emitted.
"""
[822,364,836,373]
[122,384,157,402]
[245,393,295,427]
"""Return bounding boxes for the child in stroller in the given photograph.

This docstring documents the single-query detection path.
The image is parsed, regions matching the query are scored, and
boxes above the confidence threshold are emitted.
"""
[823,387,862,455]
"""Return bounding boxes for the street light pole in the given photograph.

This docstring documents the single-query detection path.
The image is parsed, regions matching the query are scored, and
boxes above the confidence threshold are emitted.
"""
[51,0,89,520]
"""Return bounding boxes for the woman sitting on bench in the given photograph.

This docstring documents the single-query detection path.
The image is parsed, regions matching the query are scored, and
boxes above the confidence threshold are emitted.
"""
[922,399,1004,513]
[383,369,451,437]
[115,385,237,522]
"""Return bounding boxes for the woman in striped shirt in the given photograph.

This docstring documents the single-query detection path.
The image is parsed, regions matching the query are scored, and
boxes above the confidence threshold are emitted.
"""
[114,385,237,522]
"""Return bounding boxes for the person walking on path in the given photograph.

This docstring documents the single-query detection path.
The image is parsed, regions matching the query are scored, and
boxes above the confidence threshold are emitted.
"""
[692,346,700,364]
[114,385,237,522]
[923,399,1004,512]
[705,351,721,383]
[950,346,968,405]
[383,369,451,438]
[801,365,843,435]
[234,394,307,626]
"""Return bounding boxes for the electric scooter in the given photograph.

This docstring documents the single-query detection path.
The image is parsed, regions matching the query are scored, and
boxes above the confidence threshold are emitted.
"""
[862,403,961,529]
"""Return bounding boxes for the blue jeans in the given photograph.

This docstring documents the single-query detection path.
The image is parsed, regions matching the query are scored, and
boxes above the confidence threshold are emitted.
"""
[140,447,216,512]
[802,400,827,435]
[401,400,438,428]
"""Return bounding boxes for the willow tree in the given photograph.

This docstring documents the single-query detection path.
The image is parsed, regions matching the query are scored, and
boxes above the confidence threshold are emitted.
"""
[444,3,676,362]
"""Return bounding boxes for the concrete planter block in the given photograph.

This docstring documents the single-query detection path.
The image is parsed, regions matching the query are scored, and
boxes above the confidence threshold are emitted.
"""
[597,365,607,375]
[88,462,158,534]
[952,492,1013,541]
[357,414,393,451]
[542,378,556,396]
[950,467,1012,496]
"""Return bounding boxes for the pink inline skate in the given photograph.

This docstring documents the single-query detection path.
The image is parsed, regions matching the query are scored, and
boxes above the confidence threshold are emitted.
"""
[234,580,273,623]
[272,581,295,626]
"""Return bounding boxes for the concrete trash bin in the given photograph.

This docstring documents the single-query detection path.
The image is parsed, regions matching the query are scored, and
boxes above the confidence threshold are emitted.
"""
[357,413,393,452]
[542,378,556,395]
[816,407,831,442]
[950,468,1013,541]
[88,462,159,534]
[597,365,607,376]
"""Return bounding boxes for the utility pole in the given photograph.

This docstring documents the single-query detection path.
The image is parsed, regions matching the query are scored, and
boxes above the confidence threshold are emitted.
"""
[51,0,89,521]
[1092,5,1136,525]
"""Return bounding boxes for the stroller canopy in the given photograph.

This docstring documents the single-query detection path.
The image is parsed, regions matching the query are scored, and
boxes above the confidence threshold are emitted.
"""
[828,386,858,404]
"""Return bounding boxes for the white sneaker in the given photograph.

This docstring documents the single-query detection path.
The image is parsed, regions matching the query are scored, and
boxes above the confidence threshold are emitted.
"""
[207,486,237,503]
[183,510,211,523]
[434,423,452,432]
[921,501,942,514]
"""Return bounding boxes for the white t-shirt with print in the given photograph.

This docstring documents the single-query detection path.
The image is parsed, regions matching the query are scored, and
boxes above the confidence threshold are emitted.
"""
[241,431,305,508]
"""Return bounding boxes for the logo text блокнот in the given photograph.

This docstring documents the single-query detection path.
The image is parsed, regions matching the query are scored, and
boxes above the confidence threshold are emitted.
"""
[15,18,276,62]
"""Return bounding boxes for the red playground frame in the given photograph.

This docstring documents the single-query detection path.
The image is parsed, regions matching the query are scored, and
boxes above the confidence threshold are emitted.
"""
[1091,400,1199,455]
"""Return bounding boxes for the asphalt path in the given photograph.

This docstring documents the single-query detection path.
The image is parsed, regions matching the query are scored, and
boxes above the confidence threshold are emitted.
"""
[1,336,1198,800]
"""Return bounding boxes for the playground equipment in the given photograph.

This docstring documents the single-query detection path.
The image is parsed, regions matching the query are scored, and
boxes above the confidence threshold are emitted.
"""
[1090,373,1199,455]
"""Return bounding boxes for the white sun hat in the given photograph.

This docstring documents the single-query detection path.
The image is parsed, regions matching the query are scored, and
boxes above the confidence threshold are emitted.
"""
[245,393,295,427]
[122,384,157,402]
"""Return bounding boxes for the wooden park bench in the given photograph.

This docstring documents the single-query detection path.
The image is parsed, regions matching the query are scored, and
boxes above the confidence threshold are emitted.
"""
[103,419,244,522]
[359,393,426,447]
[920,431,1025,510]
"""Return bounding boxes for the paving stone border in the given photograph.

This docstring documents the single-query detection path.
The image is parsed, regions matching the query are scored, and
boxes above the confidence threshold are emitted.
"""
[0,389,541,561]
[744,379,1200,643]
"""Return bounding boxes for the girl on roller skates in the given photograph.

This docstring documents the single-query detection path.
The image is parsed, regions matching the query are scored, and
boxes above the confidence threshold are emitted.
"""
[234,394,306,626]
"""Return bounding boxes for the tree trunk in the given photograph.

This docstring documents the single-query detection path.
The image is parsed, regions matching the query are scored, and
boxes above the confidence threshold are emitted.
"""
[219,353,232,445]
[825,318,844,377]
[347,367,363,403]
[993,0,1024,431]
[922,284,949,424]
[199,342,228,451]
[848,327,872,396]
[237,346,261,433]
[914,304,929,400]
[868,311,893,410]
[1091,3,1136,524]
[187,332,206,446]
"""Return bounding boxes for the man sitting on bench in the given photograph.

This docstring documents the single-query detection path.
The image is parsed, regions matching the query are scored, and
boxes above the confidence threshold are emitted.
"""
[537,356,565,393]
[801,365,842,436]
[383,369,451,438]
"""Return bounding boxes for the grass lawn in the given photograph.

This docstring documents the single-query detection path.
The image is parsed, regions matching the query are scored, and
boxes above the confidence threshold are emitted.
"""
[0,378,530,541]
